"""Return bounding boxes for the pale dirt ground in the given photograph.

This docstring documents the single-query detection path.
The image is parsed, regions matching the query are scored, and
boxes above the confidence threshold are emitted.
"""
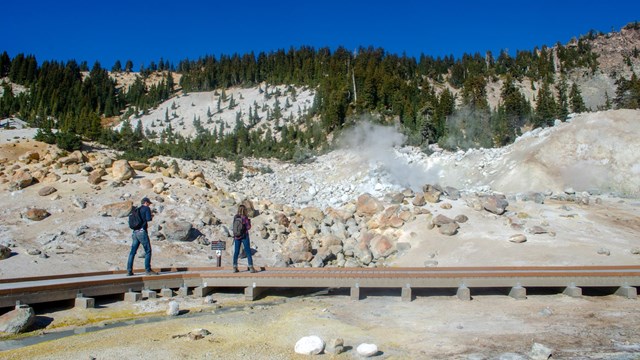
[1,111,640,359]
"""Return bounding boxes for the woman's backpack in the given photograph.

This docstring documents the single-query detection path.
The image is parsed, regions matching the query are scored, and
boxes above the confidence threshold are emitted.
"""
[232,215,246,238]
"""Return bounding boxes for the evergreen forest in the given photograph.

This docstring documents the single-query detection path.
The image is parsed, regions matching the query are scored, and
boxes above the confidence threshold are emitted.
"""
[1,22,640,163]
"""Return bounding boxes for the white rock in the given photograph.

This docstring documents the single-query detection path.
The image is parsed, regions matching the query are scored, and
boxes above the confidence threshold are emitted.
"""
[356,343,378,357]
[294,335,325,355]
[167,300,179,316]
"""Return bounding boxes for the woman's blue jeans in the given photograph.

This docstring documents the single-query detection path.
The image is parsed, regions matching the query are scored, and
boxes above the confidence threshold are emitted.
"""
[233,236,253,266]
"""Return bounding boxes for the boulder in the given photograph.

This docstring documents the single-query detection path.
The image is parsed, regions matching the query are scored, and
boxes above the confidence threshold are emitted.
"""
[299,206,324,222]
[423,185,442,203]
[275,213,290,227]
[356,193,384,217]
[25,208,51,221]
[129,161,149,171]
[100,200,133,218]
[370,235,395,259]
[187,170,204,181]
[139,178,153,189]
[432,214,455,226]
[357,343,379,357]
[483,195,509,215]
[163,220,193,242]
[0,244,11,260]
[87,169,105,185]
[326,338,344,355]
[454,214,469,223]
[111,160,135,182]
[0,305,35,334]
[319,234,343,248]
[438,222,460,236]
[294,335,325,355]
[167,301,179,316]
[19,150,40,163]
[38,186,57,196]
[10,170,34,189]
[529,343,554,360]
[509,234,527,243]
[412,193,426,206]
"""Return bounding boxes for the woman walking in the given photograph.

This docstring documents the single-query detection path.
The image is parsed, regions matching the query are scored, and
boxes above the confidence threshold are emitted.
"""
[233,204,257,273]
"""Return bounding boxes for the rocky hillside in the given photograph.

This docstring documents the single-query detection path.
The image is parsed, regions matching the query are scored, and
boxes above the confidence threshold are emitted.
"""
[1,109,639,278]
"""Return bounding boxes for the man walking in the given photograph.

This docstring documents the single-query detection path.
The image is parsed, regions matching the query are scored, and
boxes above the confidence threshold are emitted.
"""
[127,197,158,276]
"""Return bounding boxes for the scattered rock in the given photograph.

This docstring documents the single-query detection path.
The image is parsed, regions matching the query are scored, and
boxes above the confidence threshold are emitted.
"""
[71,196,87,209]
[188,328,211,341]
[356,343,379,357]
[509,234,527,243]
[631,248,640,255]
[0,244,11,260]
[100,200,133,218]
[483,195,509,215]
[24,208,51,221]
[27,249,42,256]
[440,202,452,209]
[326,338,344,355]
[529,342,554,360]
[438,222,460,236]
[356,193,384,217]
[87,169,105,185]
[294,335,325,355]
[432,214,455,226]
[38,186,57,196]
[0,305,35,334]
[10,170,34,189]
[597,248,611,256]
[454,214,469,223]
[167,300,179,316]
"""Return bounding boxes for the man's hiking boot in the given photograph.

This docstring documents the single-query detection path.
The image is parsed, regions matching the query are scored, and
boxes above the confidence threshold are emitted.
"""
[145,271,159,275]
[233,266,239,273]
[249,266,257,273]
[126,272,134,276]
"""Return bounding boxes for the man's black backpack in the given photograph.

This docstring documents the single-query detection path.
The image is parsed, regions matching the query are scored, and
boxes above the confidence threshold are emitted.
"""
[128,206,143,230]
[232,215,246,238]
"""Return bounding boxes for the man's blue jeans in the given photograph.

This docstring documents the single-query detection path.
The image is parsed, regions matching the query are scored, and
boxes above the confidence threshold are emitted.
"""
[127,230,152,272]
[233,236,253,266]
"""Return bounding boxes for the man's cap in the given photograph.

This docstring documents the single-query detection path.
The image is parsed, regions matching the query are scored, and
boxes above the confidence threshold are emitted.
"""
[141,197,152,204]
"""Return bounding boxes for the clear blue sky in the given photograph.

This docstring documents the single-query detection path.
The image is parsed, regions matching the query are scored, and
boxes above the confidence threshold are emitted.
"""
[3,0,639,69]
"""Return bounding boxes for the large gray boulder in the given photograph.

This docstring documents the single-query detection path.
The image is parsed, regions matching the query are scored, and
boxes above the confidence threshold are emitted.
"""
[0,305,35,334]
[163,220,193,242]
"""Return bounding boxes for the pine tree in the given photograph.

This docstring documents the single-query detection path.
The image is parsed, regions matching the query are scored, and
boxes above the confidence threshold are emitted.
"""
[534,80,557,127]
[555,76,569,120]
[569,83,587,113]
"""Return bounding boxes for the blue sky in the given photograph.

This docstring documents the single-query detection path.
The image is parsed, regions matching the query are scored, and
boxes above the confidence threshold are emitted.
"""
[3,0,639,69]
